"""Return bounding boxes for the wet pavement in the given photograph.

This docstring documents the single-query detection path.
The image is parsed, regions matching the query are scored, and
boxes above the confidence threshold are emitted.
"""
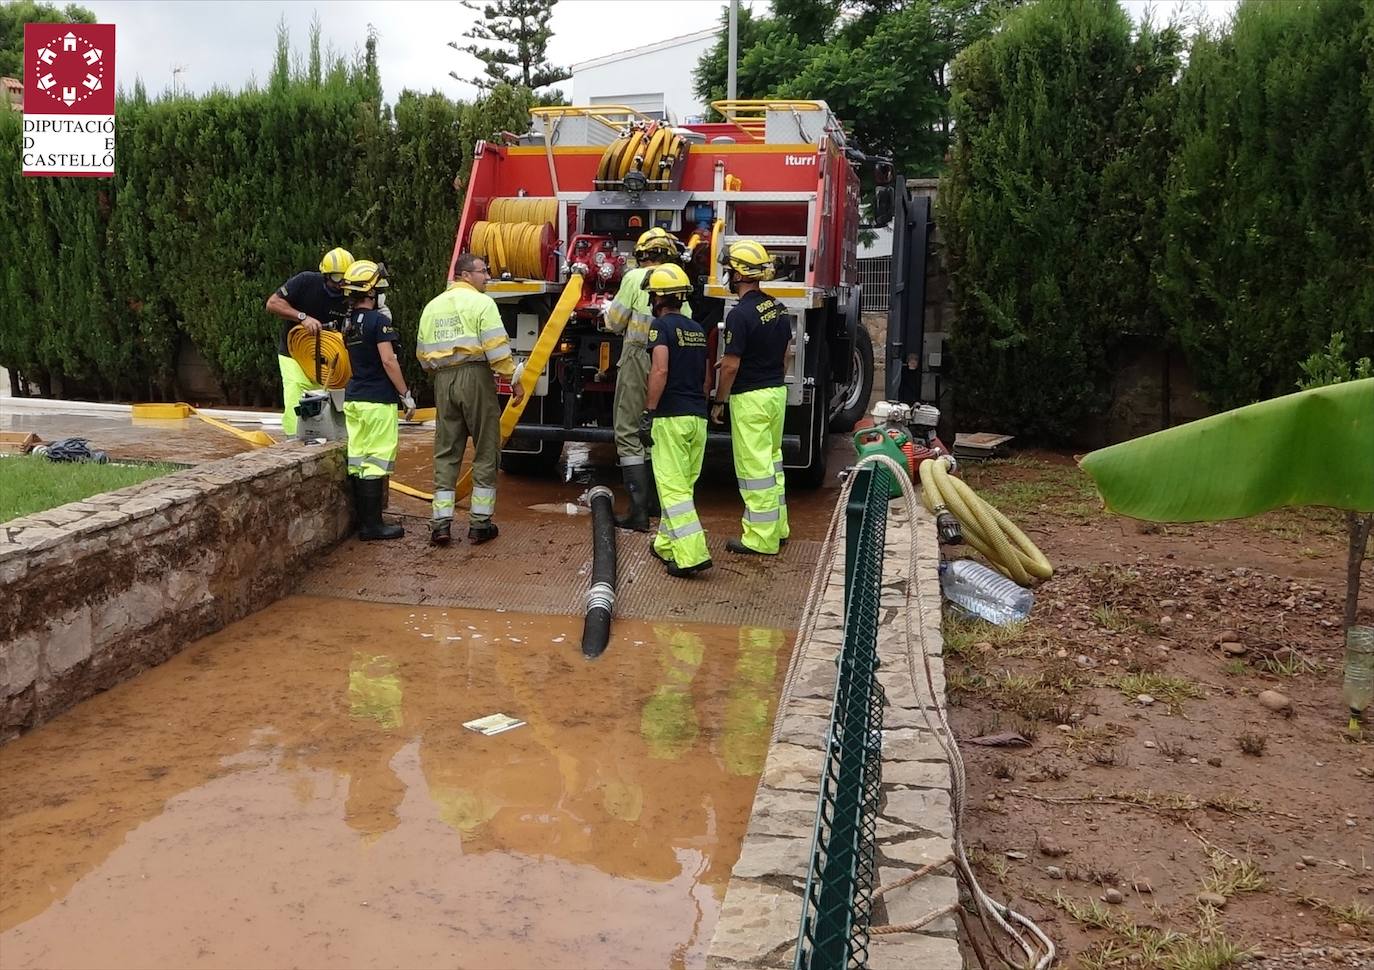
[0,597,792,970]
[0,407,261,464]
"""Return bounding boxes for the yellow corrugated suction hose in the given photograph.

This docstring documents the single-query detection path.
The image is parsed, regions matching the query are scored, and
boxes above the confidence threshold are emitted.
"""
[286,325,351,389]
[919,456,1053,586]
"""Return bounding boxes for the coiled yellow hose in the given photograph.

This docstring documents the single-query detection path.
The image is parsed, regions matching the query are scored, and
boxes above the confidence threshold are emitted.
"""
[595,126,685,184]
[488,197,557,225]
[469,220,550,279]
[919,457,1053,586]
[286,325,351,389]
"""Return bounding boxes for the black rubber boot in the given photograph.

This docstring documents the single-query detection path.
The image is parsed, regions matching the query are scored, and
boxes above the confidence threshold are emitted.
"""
[357,477,404,541]
[667,557,713,578]
[430,521,452,546]
[726,538,773,556]
[645,461,662,517]
[468,521,499,545]
[614,463,652,533]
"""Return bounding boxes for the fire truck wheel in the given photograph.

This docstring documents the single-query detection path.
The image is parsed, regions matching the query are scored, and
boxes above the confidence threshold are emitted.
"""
[828,326,875,433]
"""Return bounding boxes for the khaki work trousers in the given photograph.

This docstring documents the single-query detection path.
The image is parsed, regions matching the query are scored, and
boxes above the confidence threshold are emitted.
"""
[612,340,650,465]
[431,363,501,527]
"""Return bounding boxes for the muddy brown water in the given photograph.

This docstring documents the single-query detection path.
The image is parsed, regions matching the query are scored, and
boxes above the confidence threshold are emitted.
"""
[0,597,793,970]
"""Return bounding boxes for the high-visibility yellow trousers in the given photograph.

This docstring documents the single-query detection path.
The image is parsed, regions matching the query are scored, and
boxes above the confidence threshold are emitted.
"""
[730,385,788,553]
[344,401,398,479]
[278,354,323,437]
[650,415,710,569]
[612,341,650,466]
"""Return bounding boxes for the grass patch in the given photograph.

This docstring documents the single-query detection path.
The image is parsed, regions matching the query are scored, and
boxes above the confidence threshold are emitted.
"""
[1113,672,1204,707]
[0,455,175,523]
[1041,890,1249,970]
[1202,850,1266,898]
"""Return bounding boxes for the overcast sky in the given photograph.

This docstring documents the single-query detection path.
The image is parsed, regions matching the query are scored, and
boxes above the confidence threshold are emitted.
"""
[81,0,1237,105]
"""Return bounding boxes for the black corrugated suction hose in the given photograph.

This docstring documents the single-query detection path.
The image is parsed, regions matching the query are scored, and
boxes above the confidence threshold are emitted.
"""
[580,486,618,659]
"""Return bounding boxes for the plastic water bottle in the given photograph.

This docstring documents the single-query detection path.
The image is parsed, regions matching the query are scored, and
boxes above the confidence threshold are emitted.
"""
[940,559,1034,626]
[1344,625,1374,734]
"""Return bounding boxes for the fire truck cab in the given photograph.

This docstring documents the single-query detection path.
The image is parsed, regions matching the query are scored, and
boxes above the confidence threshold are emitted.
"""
[449,99,906,486]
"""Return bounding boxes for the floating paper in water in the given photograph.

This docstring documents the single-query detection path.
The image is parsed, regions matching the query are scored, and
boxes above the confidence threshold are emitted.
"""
[463,713,526,736]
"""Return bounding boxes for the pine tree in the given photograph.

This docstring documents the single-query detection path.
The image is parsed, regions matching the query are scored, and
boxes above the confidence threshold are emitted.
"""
[451,0,569,91]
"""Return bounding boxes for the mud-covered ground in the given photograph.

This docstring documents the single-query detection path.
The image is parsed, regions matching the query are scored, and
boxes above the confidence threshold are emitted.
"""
[948,452,1373,970]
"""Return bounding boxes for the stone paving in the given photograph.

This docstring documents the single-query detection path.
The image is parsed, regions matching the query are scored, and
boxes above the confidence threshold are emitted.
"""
[707,499,963,969]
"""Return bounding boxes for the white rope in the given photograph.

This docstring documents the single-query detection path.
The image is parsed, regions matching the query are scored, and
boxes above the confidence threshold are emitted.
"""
[774,454,1056,969]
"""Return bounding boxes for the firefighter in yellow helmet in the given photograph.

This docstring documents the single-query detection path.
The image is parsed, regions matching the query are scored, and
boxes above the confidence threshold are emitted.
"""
[605,226,692,532]
[713,240,791,556]
[265,246,353,436]
[642,263,712,577]
[417,253,524,546]
[341,260,414,540]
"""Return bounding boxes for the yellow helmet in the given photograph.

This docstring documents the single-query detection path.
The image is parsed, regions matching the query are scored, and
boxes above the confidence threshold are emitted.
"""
[319,247,354,280]
[640,263,693,297]
[634,226,678,262]
[341,259,389,294]
[719,239,774,281]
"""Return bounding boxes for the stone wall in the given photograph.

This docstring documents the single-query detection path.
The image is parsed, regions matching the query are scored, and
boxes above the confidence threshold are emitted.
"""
[707,500,962,969]
[0,443,351,739]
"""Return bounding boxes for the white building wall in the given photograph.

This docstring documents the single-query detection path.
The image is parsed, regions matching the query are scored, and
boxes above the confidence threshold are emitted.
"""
[569,29,720,123]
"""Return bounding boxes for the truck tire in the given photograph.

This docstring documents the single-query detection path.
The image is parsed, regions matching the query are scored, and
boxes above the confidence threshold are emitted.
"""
[828,325,874,432]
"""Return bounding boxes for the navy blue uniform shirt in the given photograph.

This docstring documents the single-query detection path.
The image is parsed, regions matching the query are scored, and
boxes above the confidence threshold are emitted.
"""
[344,308,401,405]
[277,271,349,355]
[723,289,791,394]
[647,311,708,419]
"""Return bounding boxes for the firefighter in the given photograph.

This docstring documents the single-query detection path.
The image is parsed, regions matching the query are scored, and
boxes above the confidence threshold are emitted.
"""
[418,253,524,546]
[340,260,414,541]
[642,264,712,577]
[605,226,692,532]
[712,239,791,556]
[265,246,353,436]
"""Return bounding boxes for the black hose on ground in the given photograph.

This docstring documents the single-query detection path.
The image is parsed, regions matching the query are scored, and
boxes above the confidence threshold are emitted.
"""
[581,485,618,659]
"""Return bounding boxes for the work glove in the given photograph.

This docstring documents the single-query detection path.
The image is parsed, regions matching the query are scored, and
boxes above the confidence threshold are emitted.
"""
[400,390,417,422]
[710,400,727,426]
[638,410,654,448]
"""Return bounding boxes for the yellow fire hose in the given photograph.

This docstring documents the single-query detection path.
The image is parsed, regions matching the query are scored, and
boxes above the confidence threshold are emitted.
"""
[918,457,1053,586]
[130,402,276,447]
[286,326,351,389]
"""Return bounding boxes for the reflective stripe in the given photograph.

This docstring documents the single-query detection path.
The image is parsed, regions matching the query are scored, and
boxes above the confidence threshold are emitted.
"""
[479,326,508,344]
[662,499,695,519]
[774,461,785,473]
[662,518,704,540]
[619,455,646,467]
[737,475,774,491]
[779,492,787,505]
[484,344,512,363]
[743,506,781,523]
[432,489,456,519]
[417,337,478,354]
[348,455,394,472]
[470,486,496,515]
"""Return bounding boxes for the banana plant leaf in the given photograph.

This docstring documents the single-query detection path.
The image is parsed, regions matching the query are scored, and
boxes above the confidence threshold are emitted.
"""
[1079,378,1374,522]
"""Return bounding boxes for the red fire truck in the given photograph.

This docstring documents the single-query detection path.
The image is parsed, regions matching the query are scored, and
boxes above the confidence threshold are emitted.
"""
[448,99,930,485]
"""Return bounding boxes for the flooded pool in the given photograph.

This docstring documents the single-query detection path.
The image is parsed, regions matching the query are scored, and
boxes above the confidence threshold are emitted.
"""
[0,597,792,969]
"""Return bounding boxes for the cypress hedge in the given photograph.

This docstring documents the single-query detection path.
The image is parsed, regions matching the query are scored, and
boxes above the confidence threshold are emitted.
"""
[1160,0,1374,409]
[939,0,1183,439]
[0,28,540,404]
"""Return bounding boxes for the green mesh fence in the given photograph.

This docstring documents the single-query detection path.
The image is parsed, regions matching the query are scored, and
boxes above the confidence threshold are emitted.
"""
[795,464,891,970]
